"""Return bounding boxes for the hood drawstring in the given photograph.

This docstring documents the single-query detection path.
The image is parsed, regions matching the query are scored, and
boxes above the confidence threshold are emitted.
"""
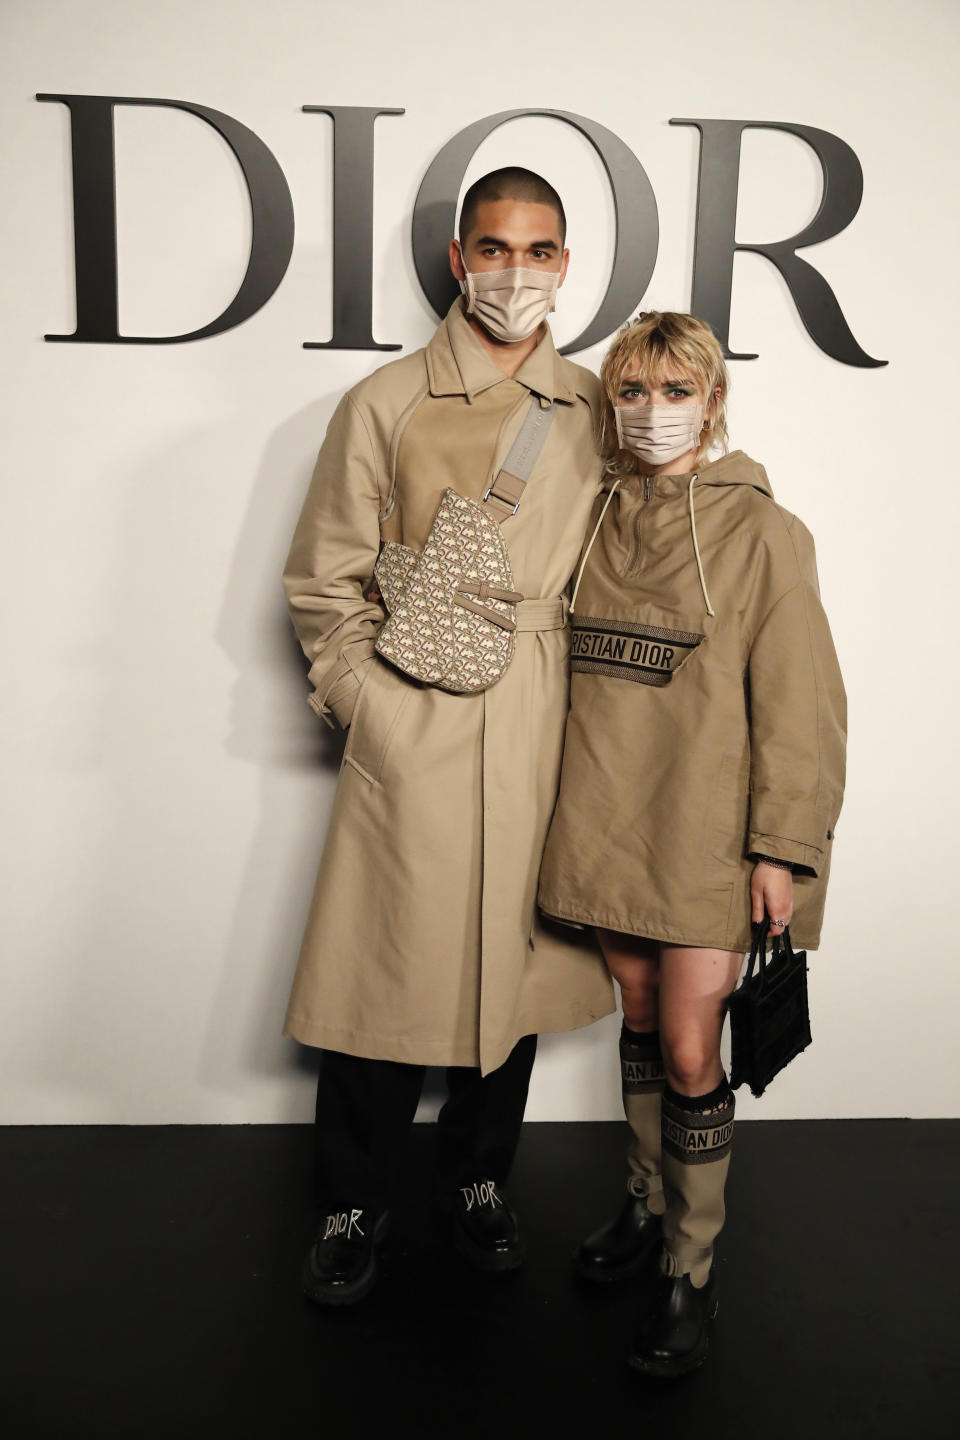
[571,474,716,619]
[688,474,715,618]
[570,479,620,614]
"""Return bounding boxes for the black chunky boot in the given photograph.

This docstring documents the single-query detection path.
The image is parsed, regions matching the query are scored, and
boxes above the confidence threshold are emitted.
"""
[452,1178,525,1273]
[301,1206,390,1306]
[573,1193,662,1282]
[628,1266,718,1378]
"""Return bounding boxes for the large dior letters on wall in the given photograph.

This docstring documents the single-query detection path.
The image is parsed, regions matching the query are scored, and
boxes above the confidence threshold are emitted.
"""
[36,95,886,367]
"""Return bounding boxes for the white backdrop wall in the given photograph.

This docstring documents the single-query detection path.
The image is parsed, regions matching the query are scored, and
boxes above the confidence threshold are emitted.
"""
[2,0,957,1123]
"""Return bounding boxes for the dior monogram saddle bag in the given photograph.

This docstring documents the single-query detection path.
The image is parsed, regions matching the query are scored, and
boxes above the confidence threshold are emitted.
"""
[374,395,556,694]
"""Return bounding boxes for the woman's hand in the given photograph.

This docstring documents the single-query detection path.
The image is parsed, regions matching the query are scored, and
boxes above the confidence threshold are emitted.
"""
[751,861,794,935]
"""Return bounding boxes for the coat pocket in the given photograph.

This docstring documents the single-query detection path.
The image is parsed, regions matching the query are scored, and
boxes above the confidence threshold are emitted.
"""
[342,656,412,785]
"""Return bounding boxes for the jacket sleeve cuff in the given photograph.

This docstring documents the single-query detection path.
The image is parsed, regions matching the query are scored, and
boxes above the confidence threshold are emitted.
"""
[747,797,834,878]
[748,831,825,878]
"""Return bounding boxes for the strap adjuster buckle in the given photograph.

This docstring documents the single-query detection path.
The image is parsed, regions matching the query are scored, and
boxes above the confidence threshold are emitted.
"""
[482,482,520,516]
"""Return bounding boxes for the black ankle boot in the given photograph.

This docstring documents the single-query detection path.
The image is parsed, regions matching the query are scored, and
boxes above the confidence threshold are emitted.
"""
[574,1194,663,1283]
[628,1267,718,1378]
[452,1179,524,1273]
[301,1205,389,1306]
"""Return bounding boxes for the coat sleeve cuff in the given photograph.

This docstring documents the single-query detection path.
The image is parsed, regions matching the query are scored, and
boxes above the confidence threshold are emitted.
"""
[307,641,378,730]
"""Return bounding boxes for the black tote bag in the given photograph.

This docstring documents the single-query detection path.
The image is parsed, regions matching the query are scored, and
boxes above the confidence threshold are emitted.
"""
[729,919,812,1098]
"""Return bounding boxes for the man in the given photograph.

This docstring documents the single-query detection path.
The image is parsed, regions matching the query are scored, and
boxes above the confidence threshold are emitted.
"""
[283,167,615,1305]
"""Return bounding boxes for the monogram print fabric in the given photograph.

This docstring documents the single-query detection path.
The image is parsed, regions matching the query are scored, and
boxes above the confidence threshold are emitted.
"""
[374,542,419,614]
[374,487,518,694]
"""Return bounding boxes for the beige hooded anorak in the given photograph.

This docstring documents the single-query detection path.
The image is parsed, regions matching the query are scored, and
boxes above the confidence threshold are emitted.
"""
[282,300,615,1074]
[538,450,846,952]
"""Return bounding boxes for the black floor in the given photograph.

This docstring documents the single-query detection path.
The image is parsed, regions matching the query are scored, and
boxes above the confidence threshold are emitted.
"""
[3,1121,958,1439]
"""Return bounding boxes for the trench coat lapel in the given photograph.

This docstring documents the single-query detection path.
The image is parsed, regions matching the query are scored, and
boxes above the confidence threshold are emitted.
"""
[427,299,580,407]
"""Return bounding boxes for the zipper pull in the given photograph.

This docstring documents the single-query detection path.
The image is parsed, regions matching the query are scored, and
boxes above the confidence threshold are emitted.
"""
[644,476,652,501]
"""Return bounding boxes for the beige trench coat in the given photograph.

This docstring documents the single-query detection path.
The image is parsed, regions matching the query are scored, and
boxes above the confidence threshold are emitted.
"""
[283,300,615,1073]
[538,451,847,952]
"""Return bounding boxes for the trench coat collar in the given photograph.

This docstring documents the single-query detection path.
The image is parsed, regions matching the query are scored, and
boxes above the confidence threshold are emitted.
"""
[426,298,581,407]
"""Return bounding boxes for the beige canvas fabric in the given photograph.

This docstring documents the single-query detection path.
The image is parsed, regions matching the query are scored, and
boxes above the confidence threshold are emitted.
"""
[538,451,847,952]
[282,300,616,1074]
[622,1030,666,1212]
[660,1089,735,1286]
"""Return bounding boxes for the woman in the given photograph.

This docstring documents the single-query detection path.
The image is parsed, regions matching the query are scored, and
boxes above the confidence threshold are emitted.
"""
[538,312,846,1378]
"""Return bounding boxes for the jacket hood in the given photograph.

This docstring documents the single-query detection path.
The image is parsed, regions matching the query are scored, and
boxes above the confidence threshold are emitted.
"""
[694,449,773,499]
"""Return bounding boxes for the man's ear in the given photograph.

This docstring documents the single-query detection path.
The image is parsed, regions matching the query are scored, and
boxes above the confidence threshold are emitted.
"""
[449,239,468,282]
[557,247,571,288]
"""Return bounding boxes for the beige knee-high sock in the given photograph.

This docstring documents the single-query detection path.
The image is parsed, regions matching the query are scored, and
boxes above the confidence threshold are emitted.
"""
[660,1080,735,1286]
[621,1027,666,1216]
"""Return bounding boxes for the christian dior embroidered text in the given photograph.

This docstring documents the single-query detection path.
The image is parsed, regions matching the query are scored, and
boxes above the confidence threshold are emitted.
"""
[662,1115,734,1155]
[570,617,703,686]
[660,1090,736,1165]
[622,1056,666,1090]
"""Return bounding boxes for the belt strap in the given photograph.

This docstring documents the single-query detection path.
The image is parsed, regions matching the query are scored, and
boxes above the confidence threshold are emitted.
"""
[514,596,569,633]
[484,397,557,522]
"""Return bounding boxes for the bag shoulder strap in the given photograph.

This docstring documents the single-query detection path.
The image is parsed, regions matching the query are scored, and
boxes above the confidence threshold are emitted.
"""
[483,395,557,523]
[383,379,557,527]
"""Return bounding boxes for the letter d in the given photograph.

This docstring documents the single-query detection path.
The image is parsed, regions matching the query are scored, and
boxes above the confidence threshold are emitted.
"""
[37,93,295,343]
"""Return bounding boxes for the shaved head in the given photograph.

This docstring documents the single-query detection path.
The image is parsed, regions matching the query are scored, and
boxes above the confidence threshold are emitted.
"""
[459,167,566,247]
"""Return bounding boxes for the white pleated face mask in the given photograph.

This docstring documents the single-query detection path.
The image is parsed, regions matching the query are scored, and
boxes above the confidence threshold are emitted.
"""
[459,262,560,343]
[614,402,705,465]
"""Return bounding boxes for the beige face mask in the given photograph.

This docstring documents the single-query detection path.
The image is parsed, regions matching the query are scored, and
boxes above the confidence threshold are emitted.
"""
[459,259,560,343]
[615,402,705,466]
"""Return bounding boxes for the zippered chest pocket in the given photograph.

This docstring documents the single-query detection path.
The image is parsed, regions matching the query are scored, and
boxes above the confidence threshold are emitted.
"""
[570,615,705,687]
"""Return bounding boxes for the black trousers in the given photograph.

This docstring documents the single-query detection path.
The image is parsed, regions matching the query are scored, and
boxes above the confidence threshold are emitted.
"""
[313,1035,538,1212]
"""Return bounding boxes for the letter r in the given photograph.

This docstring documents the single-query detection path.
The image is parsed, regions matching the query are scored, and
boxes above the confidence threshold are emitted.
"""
[669,117,885,368]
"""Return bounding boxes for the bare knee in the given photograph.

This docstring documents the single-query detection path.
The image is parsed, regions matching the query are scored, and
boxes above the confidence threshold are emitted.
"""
[661,1034,723,1095]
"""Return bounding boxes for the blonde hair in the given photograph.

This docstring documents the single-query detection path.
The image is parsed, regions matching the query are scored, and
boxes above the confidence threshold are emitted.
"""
[599,311,729,475]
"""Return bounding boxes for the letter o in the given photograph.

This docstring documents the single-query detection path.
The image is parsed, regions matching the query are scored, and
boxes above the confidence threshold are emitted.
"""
[412,109,659,355]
